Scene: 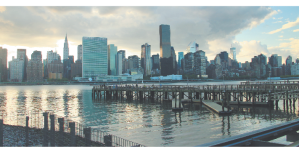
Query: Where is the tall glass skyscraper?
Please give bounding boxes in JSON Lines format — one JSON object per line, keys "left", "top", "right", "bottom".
{"left": 230, "top": 47, "right": 236, "bottom": 61}
{"left": 108, "top": 44, "right": 117, "bottom": 75}
{"left": 178, "top": 52, "right": 184, "bottom": 69}
{"left": 159, "top": 24, "right": 173, "bottom": 76}
{"left": 159, "top": 25, "right": 171, "bottom": 58}
{"left": 82, "top": 37, "right": 108, "bottom": 78}
{"left": 77, "top": 45, "right": 82, "bottom": 61}
{"left": 141, "top": 43, "right": 151, "bottom": 76}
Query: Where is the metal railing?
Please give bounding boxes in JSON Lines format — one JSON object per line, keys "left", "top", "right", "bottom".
{"left": 0, "top": 110, "right": 145, "bottom": 146}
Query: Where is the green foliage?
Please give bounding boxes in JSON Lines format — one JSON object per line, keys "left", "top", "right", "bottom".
{"left": 182, "top": 74, "right": 198, "bottom": 79}
{"left": 281, "top": 75, "right": 299, "bottom": 78}
{"left": 47, "top": 78, "right": 69, "bottom": 82}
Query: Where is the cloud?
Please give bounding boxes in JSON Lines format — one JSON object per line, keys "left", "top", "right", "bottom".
{"left": 268, "top": 38, "right": 299, "bottom": 61}
{"left": 280, "top": 35, "right": 283, "bottom": 38}
{"left": 278, "top": 17, "right": 283, "bottom": 19}
{"left": 273, "top": 21, "right": 282, "bottom": 23}
{"left": 273, "top": 17, "right": 276, "bottom": 19}
{"left": 0, "top": 6, "right": 5, "bottom": 13}
{"left": 0, "top": 6, "right": 277, "bottom": 62}
{"left": 294, "top": 29, "right": 299, "bottom": 32}
{"left": 268, "top": 17, "right": 299, "bottom": 34}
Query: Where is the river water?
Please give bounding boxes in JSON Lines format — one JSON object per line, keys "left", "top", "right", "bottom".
{"left": 0, "top": 80, "right": 298, "bottom": 146}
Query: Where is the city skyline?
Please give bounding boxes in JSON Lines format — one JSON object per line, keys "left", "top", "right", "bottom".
{"left": 0, "top": 6, "right": 299, "bottom": 64}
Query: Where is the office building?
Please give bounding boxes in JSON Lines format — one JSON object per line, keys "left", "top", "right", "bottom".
{"left": 9, "top": 56, "right": 24, "bottom": 82}
{"left": 17, "top": 49, "right": 28, "bottom": 81}
{"left": 77, "top": 45, "right": 82, "bottom": 61}
{"left": 82, "top": 37, "right": 108, "bottom": 78}
{"left": 141, "top": 43, "right": 151, "bottom": 76}
{"left": 0, "top": 47, "right": 7, "bottom": 81}
{"left": 108, "top": 44, "right": 117, "bottom": 75}
{"left": 159, "top": 24, "right": 173, "bottom": 76}
{"left": 152, "top": 54, "right": 160, "bottom": 70}
{"left": 171, "top": 46, "right": 177, "bottom": 73}
{"left": 48, "top": 60, "right": 63, "bottom": 79}
{"left": 63, "top": 56, "right": 74, "bottom": 79}
{"left": 187, "top": 41, "right": 197, "bottom": 53}
{"left": 178, "top": 52, "right": 184, "bottom": 69}
{"left": 27, "top": 51, "right": 43, "bottom": 82}
{"left": 194, "top": 50, "right": 207, "bottom": 77}
{"left": 116, "top": 52, "right": 122, "bottom": 75}
{"left": 230, "top": 47, "right": 236, "bottom": 61}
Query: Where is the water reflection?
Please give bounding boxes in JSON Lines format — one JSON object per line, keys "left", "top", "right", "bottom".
{"left": 0, "top": 85, "right": 299, "bottom": 146}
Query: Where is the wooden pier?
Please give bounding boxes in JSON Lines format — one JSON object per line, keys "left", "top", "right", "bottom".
{"left": 92, "top": 81, "right": 299, "bottom": 114}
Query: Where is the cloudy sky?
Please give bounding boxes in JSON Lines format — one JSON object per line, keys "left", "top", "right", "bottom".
{"left": 1, "top": 6, "right": 299, "bottom": 64}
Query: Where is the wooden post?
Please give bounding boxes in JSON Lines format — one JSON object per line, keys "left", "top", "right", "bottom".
{"left": 26, "top": 116, "right": 29, "bottom": 146}
{"left": 69, "top": 122, "right": 76, "bottom": 146}
{"left": 43, "top": 112, "right": 49, "bottom": 146}
{"left": 58, "top": 118, "right": 64, "bottom": 146}
{"left": 50, "top": 114, "right": 55, "bottom": 146}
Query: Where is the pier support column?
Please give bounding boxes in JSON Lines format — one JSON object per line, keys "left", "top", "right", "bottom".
{"left": 139, "top": 91, "right": 143, "bottom": 102}
{"left": 286, "top": 91, "right": 289, "bottom": 111}
{"left": 58, "top": 118, "right": 64, "bottom": 146}
{"left": 69, "top": 122, "right": 76, "bottom": 146}
{"left": 43, "top": 112, "right": 49, "bottom": 146}
{"left": 83, "top": 127, "right": 91, "bottom": 146}
{"left": 204, "top": 92, "right": 207, "bottom": 100}
{"left": 26, "top": 116, "right": 29, "bottom": 146}
{"left": 50, "top": 114, "right": 55, "bottom": 146}
{"left": 179, "top": 92, "right": 183, "bottom": 108}
{"left": 164, "top": 92, "right": 168, "bottom": 100}
{"left": 196, "top": 92, "right": 199, "bottom": 100}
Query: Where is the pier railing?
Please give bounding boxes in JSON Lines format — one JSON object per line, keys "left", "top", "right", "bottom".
{"left": 93, "top": 83, "right": 299, "bottom": 92}
{"left": 0, "top": 110, "right": 145, "bottom": 146}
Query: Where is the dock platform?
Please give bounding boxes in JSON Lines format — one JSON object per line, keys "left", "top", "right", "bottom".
{"left": 202, "top": 100, "right": 231, "bottom": 114}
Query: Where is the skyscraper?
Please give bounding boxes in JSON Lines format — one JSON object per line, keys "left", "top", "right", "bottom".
{"left": 187, "top": 41, "right": 197, "bottom": 53}
{"left": 77, "top": 45, "right": 82, "bottom": 61}
{"left": 141, "top": 43, "right": 151, "bottom": 76}
{"left": 152, "top": 54, "right": 160, "bottom": 70}
{"left": 116, "top": 52, "right": 122, "bottom": 75}
{"left": 82, "top": 37, "right": 108, "bottom": 79}
{"left": 17, "top": 49, "right": 27, "bottom": 81}
{"left": 230, "top": 47, "right": 236, "bottom": 61}
{"left": 178, "top": 52, "right": 184, "bottom": 69}
{"left": 108, "top": 44, "right": 117, "bottom": 75}
{"left": 0, "top": 47, "right": 7, "bottom": 81}
{"left": 63, "top": 34, "right": 69, "bottom": 60}
{"left": 118, "top": 50, "right": 126, "bottom": 60}
{"left": 27, "top": 51, "right": 43, "bottom": 82}
{"left": 171, "top": 46, "right": 177, "bottom": 73}
{"left": 159, "top": 24, "right": 173, "bottom": 76}
{"left": 194, "top": 50, "right": 207, "bottom": 77}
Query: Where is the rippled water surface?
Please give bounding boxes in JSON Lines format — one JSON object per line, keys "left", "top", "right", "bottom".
{"left": 0, "top": 81, "right": 299, "bottom": 146}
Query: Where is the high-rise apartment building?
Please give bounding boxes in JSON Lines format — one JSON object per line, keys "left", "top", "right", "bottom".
{"left": 9, "top": 56, "right": 24, "bottom": 82}
{"left": 108, "top": 44, "right": 117, "bottom": 75}
{"left": 141, "top": 43, "right": 151, "bottom": 76}
{"left": 159, "top": 24, "right": 173, "bottom": 76}
{"left": 71, "top": 60, "right": 82, "bottom": 78}
{"left": 286, "top": 56, "right": 292, "bottom": 75}
{"left": 0, "top": 47, "right": 7, "bottom": 81}
{"left": 77, "top": 45, "right": 82, "bottom": 61}
{"left": 27, "top": 51, "right": 43, "bottom": 82}
{"left": 48, "top": 60, "right": 63, "bottom": 79}
{"left": 17, "top": 49, "right": 27, "bottom": 81}
{"left": 63, "top": 34, "right": 69, "bottom": 60}
{"left": 82, "top": 37, "right": 108, "bottom": 78}
{"left": 230, "top": 47, "right": 236, "bottom": 61}
{"left": 269, "top": 54, "right": 282, "bottom": 67}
